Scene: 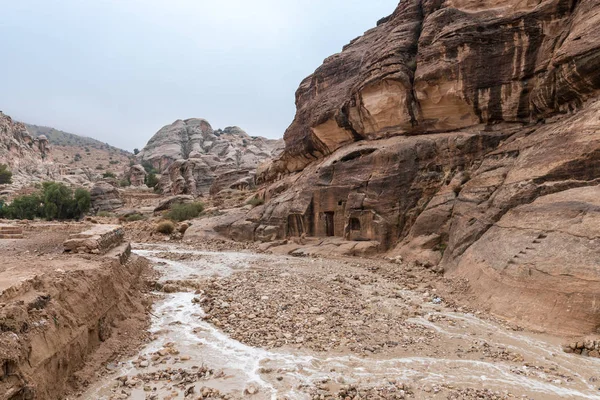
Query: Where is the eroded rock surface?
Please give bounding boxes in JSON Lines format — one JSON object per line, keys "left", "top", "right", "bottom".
{"left": 138, "top": 119, "right": 283, "bottom": 196}
{"left": 0, "top": 112, "right": 58, "bottom": 187}
{"left": 90, "top": 181, "right": 124, "bottom": 212}
{"left": 221, "top": 0, "right": 600, "bottom": 335}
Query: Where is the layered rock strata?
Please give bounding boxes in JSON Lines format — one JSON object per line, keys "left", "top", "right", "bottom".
{"left": 222, "top": 0, "right": 600, "bottom": 335}
{"left": 0, "top": 112, "right": 57, "bottom": 187}
{"left": 63, "top": 224, "right": 125, "bottom": 254}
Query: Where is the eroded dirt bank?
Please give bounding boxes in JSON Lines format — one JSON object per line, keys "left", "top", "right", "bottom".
{"left": 0, "top": 224, "right": 153, "bottom": 399}
{"left": 80, "top": 243, "right": 600, "bottom": 400}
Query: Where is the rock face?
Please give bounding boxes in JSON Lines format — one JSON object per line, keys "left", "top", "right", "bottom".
{"left": 138, "top": 119, "right": 283, "bottom": 196}
{"left": 228, "top": 0, "right": 600, "bottom": 335}
{"left": 0, "top": 113, "right": 117, "bottom": 191}
{"left": 0, "top": 112, "right": 58, "bottom": 187}
{"left": 63, "top": 224, "right": 124, "bottom": 254}
{"left": 126, "top": 164, "right": 147, "bottom": 187}
{"left": 90, "top": 181, "right": 123, "bottom": 212}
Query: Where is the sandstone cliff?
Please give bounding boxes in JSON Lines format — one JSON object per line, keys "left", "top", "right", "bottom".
{"left": 138, "top": 118, "right": 283, "bottom": 196}
{"left": 0, "top": 112, "right": 57, "bottom": 188}
{"left": 223, "top": 0, "right": 600, "bottom": 336}
{"left": 0, "top": 113, "right": 123, "bottom": 194}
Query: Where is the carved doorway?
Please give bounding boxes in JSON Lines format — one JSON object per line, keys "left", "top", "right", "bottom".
{"left": 324, "top": 212, "right": 335, "bottom": 237}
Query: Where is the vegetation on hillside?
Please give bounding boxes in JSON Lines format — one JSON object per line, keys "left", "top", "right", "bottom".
{"left": 0, "top": 182, "right": 90, "bottom": 220}
{"left": 145, "top": 172, "right": 159, "bottom": 189}
{"left": 0, "top": 164, "right": 12, "bottom": 184}
{"left": 24, "top": 123, "right": 130, "bottom": 155}
{"left": 166, "top": 202, "right": 204, "bottom": 222}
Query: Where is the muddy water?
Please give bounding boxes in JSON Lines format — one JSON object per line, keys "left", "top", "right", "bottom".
{"left": 80, "top": 244, "right": 600, "bottom": 400}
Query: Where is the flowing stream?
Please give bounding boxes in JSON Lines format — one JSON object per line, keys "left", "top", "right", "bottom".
{"left": 79, "top": 244, "right": 600, "bottom": 399}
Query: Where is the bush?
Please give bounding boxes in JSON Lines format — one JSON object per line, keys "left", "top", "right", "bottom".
{"left": 166, "top": 202, "right": 204, "bottom": 222}
{"left": 103, "top": 171, "right": 117, "bottom": 179}
{"left": 74, "top": 153, "right": 82, "bottom": 162}
{"left": 156, "top": 220, "right": 175, "bottom": 234}
{"left": 119, "top": 178, "right": 131, "bottom": 187}
{"left": 145, "top": 172, "right": 159, "bottom": 189}
{"left": 133, "top": 148, "right": 140, "bottom": 155}
{"left": 125, "top": 214, "right": 146, "bottom": 222}
{"left": 42, "top": 182, "right": 90, "bottom": 220}
{"left": 0, "top": 164, "right": 12, "bottom": 184}
{"left": 246, "top": 197, "right": 264, "bottom": 208}
{"left": 97, "top": 211, "right": 114, "bottom": 218}
{"left": 0, "top": 194, "right": 42, "bottom": 220}
{"left": 0, "top": 183, "right": 90, "bottom": 221}
{"left": 142, "top": 161, "right": 156, "bottom": 174}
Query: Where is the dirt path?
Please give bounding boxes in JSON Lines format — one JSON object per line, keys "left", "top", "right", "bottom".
{"left": 78, "top": 243, "right": 600, "bottom": 400}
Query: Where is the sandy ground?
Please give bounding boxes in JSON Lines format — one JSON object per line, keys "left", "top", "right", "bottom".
{"left": 0, "top": 222, "right": 154, "bottom": 399}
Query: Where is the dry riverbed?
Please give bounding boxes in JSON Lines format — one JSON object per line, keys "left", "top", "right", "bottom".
{"left": 77, "top": 243, "right": 600, "bottom": 400}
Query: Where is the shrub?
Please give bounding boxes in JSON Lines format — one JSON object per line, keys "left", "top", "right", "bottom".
{"left": 109, "top": 160, "right": 120, "bottom": 165}
{"left": 133, "top": 148, "right": 140, "bottom": 155}
{"left": 166, "top": 202, "right": 204, "bottom": 222}
{"left": 246, "top": 197, "right": 264, "bottom": 208}
{"left": 0, "top": 194, "right": 42, "bottom": 220}
{"left": 125, "top": 214, "right": 146, "bottom": 222}
{"left": 0, "top": 182, "right": 92, "bottom": 221}
{"left": 74, "top": 153, "right": 82, "bottom": 162}
{"left": 142, "top": 161, "right": 155, "bottom": 174}
{"left": 103, "top": 171, "right": 116, "bottom": 179}
{"left": 145, "top": 172, "right": 159, "bottom": 189}
{"left": 97, "top": 211, "right": 114, "bottom": 218}
{"left": 119, "top": 178, "right": 131, "bottom": 187}
{"left": 74, "top": 188, "right": 91, "bottom": 217}
{"left": 41, "top": 182, "right": 90, "bottom": 220}
{"left": 0, "top": 164, "right": 12, "bottom": 184}
{"left": 156, "top": 220, "right": 175, "bottom": 234}
{"left": 96, "top": 164, "right": 104, "bottom": 170}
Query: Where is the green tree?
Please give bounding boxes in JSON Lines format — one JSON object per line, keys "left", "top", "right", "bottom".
{"left": 141, "top": 160, "right": 156, "bottom": 174}
{"left": 133, "top": 148, "right": 140, "bottom": 155}
{"left": 103, "top": 171, "right": 116, "bottom": 179}
{"left": 145, "top": 172, "right": 159, "bottom": 189}
{"left": 0, "top": 164, "right": 12, "bottom": 184}
{"left": 73, "top": 188, "right": 91, "bottom": 218}
{"left": 1, "top": 183, "right": 90, "bottom": 221}
{"left": 42, "top": 182, "right": 73, "bottom": 220}
{"left": 3, "top": 194, "right": 42, "bottom": 220}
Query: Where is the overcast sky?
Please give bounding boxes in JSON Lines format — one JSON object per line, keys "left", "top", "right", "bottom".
{"left": 0, "top": 0, "right": 398, "bottom": 151}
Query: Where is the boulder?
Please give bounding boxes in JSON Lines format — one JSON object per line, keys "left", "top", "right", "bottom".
{"left": 63, "top": 224, "right": 124, "bottom": 254}
{"left": 90, "top": 182, "right": 123, "bottom": 212}
{"left": 154, "top": 195, "right": 194, "bottom": 212}
{"left": 127, "top": 164, "right": 147, "bottom": 187}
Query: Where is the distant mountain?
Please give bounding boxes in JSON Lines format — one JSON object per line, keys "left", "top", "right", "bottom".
{"left": 24, "top": 123, "right": 129, "bottom": 155}
{"left": 139, "top": 118, "right": 283, "bottom": 196}
{"left": 22, "top": 123, "right": 132, "bottom": 179}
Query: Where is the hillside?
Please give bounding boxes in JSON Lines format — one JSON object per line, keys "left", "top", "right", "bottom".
{"left": 24, "top": 123, "right": 132, "bottom": 178}
{"left": 25, "top": 123, "right": 129, "bottom": 154}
